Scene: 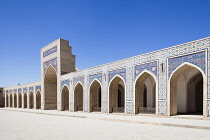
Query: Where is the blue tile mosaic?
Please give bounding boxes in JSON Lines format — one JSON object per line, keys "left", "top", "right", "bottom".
{"left": 158, "top": 101, "right": 167, "bottom": 115}
{"left": 168, "top": 51, "right": 206, "bottom": 78}
{"left": 43, "top": 46, "right": 57, "bottom": 57}
{"left": 35, "top": 85, "right": 41, "bottom": 91}
{"left": 108, "top": 68, "right": 126, "bottom": 82}
{"left": 207, "top": 100, "right": 210, "bottom": 117}
{"left": 89, "top": 73, "right": 102, "bottom": 85}
{"left": 43, "top": 57, "right": 57, "bottom": 73}
{"left": 13, "top": 89, "right": 17, "bottom": 93}
{"left": 18, "top": 88, "right": 22, "bottom": 93}
{"left": 134, "top": 61, "right": 158, "bottom": 79}
{"left": 126, "top": 102, "right": 133, "bottom": 114}
{"left": 73, "top": 77, "right": 84, "bottom": 87}
{"left": 61, "top": 80, "right": 70, "bottom": 90}
{"left": 29, "top": 87, "right": 34, "bottom": 92}
{"left": 23, "top": 88, "right": 28, "bottom": 93}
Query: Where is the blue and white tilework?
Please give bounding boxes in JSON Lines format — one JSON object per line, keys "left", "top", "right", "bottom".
{"left": 158, "top": 101, "right": 167, "bottom": 115}
{"left": 61, "top": 80, "right": 70, "bottom": 90}
{"left": 126, "top": 102, "right": 133, "bottom": 114}
{"left": 43, "top": 46, "right": 57, "bottom": 57}
{"left": 73, "top": 77, "right": 84, "bottom": 88}
{"left": 23, "top": 88, "right": 28, "bottom": 93}
{"left": 43, "top": 57, "right": 57, "bottom": 73}
{"left": 18, "top": 88, "right": 22, "bottom": 93}
{"left": 35, "top": 86, "right": 41, "bottom": 91}
{"left": 89, "top": 73, "right": 102, "bottom": 85}
{"left": 13, "top": 89, "right": 17, "bottom": 93}
{"left": 134, "top": 61, "right": 158, "bottom": 79}
{"left": 168, "top": 51, "right": 206, "bottom": 78}
{"left": 108, "top": 68, "right": 126, "bottom": 82}
{"left": 29, "top": 87, "right": 34, "bottom": 92}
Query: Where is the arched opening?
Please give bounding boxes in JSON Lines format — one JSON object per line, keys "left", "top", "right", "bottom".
{"left": 6, "top": 94, "right": 8, "bottom": 107}
{"left": 14, "top": 93, "right": 17, "bottom": 108}
{"left": 24, "top": 92, "right": 27, "bottom": 108}
{"left": 135, "top": 72, "right": 156, "bottom": 114}
{"left": 44, "top": 65, "right": 57, "bottom": 110}
{"left": 36, "top": 91, "right": 41, "bottom": 109}
{"left": 29, "top": 92, "right": 34, "bottom": 109}
{"left": 74, "top": 83, "right": 83, "bottom": 111}
{"left": 10, "top": 94, "right": 12, "bottom": 107}
{"left": 170, "top": 64, "right": 204, "bottom": 116}
{"left": 61, "top": 86, "right": 69, "bottom": 111}
{"left": 89, "top": 80, "right": 102, "bottom": 112}
{"left": 18, "top": 93, "right": 22, "bottom": 108}
{"left": 109, "top": 76, "right": 125, "bottom": 113}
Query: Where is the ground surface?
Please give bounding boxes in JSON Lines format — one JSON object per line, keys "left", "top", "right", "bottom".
{"left": 0, "top": 110, "right": 210, "bottom": 140}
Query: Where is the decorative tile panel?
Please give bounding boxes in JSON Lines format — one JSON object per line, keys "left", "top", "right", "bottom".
{"left": 73, "top": 77, "right": 84, "bottom": 88}
{"left": 43, "top": 46, "right": 57, "bottom": 57}
{"left": 89, "top": 73, "right": 102, "bottom": 85}
{"left": 29, "top": 87, "right": 34, "bottom": 92}
{"left": 43, "top": 57, "right": 57, "bottom": 73}
{"left": 13, "top": 89, "right": 17, "bottom": 93}
{"left": 18, "top": 88, "right": 22, "bottom": 93}
{"left": 207, "top": 100, "right": 210, "bottom": 117}
{"left": 126, "top": 59, "right": 134, "bottom": 101}
{"left": 61, "top": 80, "right": 70, "bottom": 90}
{"left": 23, "top": 88, "right": 28, "bottom": 93}
{"left": 35, "top": 86, "right": 41, "bottom": 91}
{"left": 126, "top": 102, "right": 133, "bottom": 114}
{"left": 134, "top": 61, "right": 158, "bottom": 79}
{"left": 168, "top": 51, "right": 206, "bottom": 78}
{"left": 158, "top": 101, "right": 167, "bottom": 115}
{"left": 108, "top": 68, "right": 126, "bottom": 82}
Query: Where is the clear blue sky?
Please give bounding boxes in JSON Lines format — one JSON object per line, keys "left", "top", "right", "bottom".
{"left": 0, "top": 0, "right": 210, "bottom": 87}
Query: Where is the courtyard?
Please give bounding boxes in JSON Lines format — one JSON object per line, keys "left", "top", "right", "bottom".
{"left": 0, "top": 109, "right": 210, "bottom": 140}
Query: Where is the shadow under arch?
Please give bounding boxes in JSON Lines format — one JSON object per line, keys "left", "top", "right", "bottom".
{"left": 61, "top": 85, "right": 70, "bottom": 111}
{"left": 36, "top": 90, "right": 41, "bottom": 109}
{"left": 74, "top": 82, "right": 83, "bottom": 111}
{"left": 108, "top": 75, "right": 126, "bottom": 113}
{"left": 29, "top": 91, "right": 34, "bottom": 109}
{"left": 134, "top": 70, "right": 157, "bottom": 114}
{"left": 169, "top": 62, "right": 205, "bottom": 116}
{"left": 44, "top": 65, "right": 57, "bottom": 110}
{"left": 89, "top": 79, "right": 102, "bottom": 112}
{"left": 23, "top": 92, "right": 27, "bottom": 108}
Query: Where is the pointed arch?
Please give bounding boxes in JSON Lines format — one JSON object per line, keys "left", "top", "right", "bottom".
{"left": 29, "top": 91, "right": 34, "bottom": 109}
{"left": 74, "top": 82, "right": 83, "bottom": 111}
{"left": 108, "top": 75, "right": 126, "bottom": 113}
{"left": 14, "top": 93, "right": 17, "bottom": 108}
{"left": 23, "top": 92, "right": 27, "bottom": 108}
{"left": 44, "top": 65, "right": 57, "bottom": 110}
{"left": 61, "top": 85, "right": 69, "bottom": 111}
{"left": 18, "top": 93, "right": 22, "bottom": 108}
{"left": 36, "top": 90, "right": 41, "bottom": 109}
{"left": 134, "top": 70, "right": 157, "bottom": 114}
{"left": 169, "top": 62, "right": 206, "bottom": 116}
{"left": 89, "top": 79, "right": 102, "bottom": 112}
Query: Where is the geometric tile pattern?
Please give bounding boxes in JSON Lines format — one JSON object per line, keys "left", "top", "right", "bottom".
{"left": 43, "top": 46, "right": 57, "bottom": 57}
{"left": 134, "top": 61, "right": 158, "bottom": 79}
{"left": 126, "top": 102, "right": 133, "bottom": 114}
{"left": 13, "top": 89, "right": 17, "bottom": 93}
{"left": 108, "top": 68, "right": 126, "bottom": 82}
{"left": 208, "top": 100, "right": 210, "bottom": 117}
{"left": 18, "top": 88, "right": 22, "bottom": 93}
{"left": 126, "top": 63, "right": 133, "bottom": 102}
{"left": 208, "top": 48, "right": 210, "bottom": 99}
{"left": 61, "top": 79, "right": 70, "bottom": 90}
{"left": 43, "top": 57, "right": 57, "bottom": 74}
{"left": 23, "top": 88, "right": 28, "bottom": 93}
{"left": 89, "top": 73, "right": 102, "bottom": 85}
{"left": 168, "top": 51, "right": 206, "bottom": 78}
{"left": 29, "top": 87, "right": 34, "bottom": 92}
{"left": 73, "top": 77, "right": 84, "bottom": 88}
{"left": 35, "top": 86, "right": 41, "bottom": 92}
{"left": 158, "top": 101, "right": 167, "bottom": 115}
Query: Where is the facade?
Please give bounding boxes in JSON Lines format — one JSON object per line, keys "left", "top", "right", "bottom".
{"left": 3, "top": 37, "right": 210, "bottom": 118}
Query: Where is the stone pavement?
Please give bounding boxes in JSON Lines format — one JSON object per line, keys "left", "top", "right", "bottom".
{"left": 1, "top": 108, "right": 210, "bottom": 140}
{"left": 1, "top": 108, "right": 210, "bottom": 130}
